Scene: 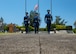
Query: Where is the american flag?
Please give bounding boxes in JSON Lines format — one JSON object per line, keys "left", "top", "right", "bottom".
{"left": 34, "top": 4, "right": 38, "bottom": 11}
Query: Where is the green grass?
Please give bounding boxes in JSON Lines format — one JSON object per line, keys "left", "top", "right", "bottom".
{"left": 0, "top": 32, "right": 20, "bottom": 36}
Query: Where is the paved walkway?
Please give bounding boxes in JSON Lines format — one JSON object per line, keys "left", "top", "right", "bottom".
{"left": 0, "top": 33, "right": 76, "bottom": 54}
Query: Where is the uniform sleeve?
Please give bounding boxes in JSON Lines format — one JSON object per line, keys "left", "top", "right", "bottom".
{"left": 24, "top": 17, "right": 25, "bottom": 20}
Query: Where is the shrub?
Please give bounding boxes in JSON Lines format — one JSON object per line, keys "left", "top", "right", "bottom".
{"left": 66, "top": 26, "right": 72, "bottom": 30}
{"left": 20, "top": 28, "right": 25, "bottom": 31}
{"left": 39, "top": 28, "right": 46, "bottom": 31}
{"left": 73, "top": 29, "right": 76, "bottom": 33}
{"left": 19, "top": 26, "right": 25, "bottom": 31}
{"left": 29, "top": 26, "right": 34, "bottom": 31}
{"left": 16, "top": 26, "right": 22, "bottom": 31}
{"left": 51, "top": 24, "right": 56, "bottom": 31}
{"left": 20, "top": 26, "right": 34, "bottom": 31}
{"left": 4, "top": 26, "right": 9, "bottom": 31}
{"left": 56, "top": 25, "right": 66, "bottom": 30}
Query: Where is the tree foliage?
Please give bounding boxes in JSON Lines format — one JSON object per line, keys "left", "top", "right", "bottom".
{"left": 0, "top": 17, "right": 4, "bottom": 22}
{"left": 30, "top": 10, "right": 37, "bottom": 27}
{"left": 54, "top": 16, "right": 67, "bottom": 25}
{"left": 74, "top": 20, "right": 76, "bottom": 28}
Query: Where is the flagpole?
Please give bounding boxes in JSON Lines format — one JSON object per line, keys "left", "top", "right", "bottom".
{"left": 25, "top": 0, "right": 27, "bottom": 14}
{"left": 38, "top": 0, "right": 39, "bottom": 13}
{"left": 51, "top": 0, "right": 52, "bottom": 14}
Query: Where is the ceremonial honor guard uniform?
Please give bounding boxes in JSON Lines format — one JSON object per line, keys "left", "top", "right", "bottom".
{"left": 44, "top": 10, "right": 53, "bottom": 34}
{"left": 33, "top": 13, "right": 40, "bottom": 34}
{"left": 24, "top": 12, "right": 29, "bottom": 34}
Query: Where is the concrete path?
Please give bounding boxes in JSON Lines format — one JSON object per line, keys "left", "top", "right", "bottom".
{"left": 0, "top": 33, "right": 76, "bottom": 54}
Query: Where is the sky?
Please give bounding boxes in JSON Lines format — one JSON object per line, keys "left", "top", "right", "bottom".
{"left": 0, "top": 0, "right": 76, "bottom": 28}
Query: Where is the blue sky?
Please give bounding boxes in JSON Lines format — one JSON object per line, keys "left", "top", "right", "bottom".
{"left": 0, "top": 0, "right": 76, "bottom": 28}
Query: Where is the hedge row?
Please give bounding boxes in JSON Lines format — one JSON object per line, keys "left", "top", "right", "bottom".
{"left": 20, "top": 25, "right": 73, "bottom": 31}
{"left": 56, "top": 25, "right": 66, "bottom": 30}
{"left": 4, "top": 24, "right": 73, "bottom": 31}
{"left": 51, "top": 24, "right": 72, "bottom": 30}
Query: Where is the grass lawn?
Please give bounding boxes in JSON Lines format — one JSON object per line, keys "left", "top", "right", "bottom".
{"left": 0, "top": 32, "right": 20, "bottom": 36}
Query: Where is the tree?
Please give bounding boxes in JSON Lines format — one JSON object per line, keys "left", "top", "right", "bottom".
{"left": 74, "top": 21, "right": 76, "bottom": 28}
{"left": 0, "top": 17, "right": 4, "bottom": 26}
{"left": 54, "top": 16, "right": 67, "bottom": 25}
{"left": 60, "top": 19, "right": 67, "bottom": 25}
{"left": 0, "top": 17, "right": 6, "bottom": 32}
{"left": 30, "top": 11, "right": 36, "bottom": 27}
{"left": 30, "top": 10, "right": 38, "bottom": 27}
{"left": 0, "top": 17, "right": 4, "bottom": 22}
{"left": 55, "top": 16, "right": 61, "bottom": 25}
{"left": 4, "top": 23, "right": 8, "bottom": 31}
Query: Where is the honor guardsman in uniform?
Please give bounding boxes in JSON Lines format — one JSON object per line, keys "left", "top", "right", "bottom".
{"left": 33, "top": 13, "right": 40, "bottom": 34}
{"left": 44, "top": 10, "right": 53, "bottom": 34}
{"left": 24, "top": 12, "right": 30, "bottom": 34}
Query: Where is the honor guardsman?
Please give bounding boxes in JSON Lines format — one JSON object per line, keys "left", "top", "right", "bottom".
{"left": 33, "top": 13, "right": 40, "bottom": 34}
{"left": 24, "top": 12, "right": 30, "bottom": 34}
{"left": 44, "top": 10, "right": 53, "bottom": 34}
